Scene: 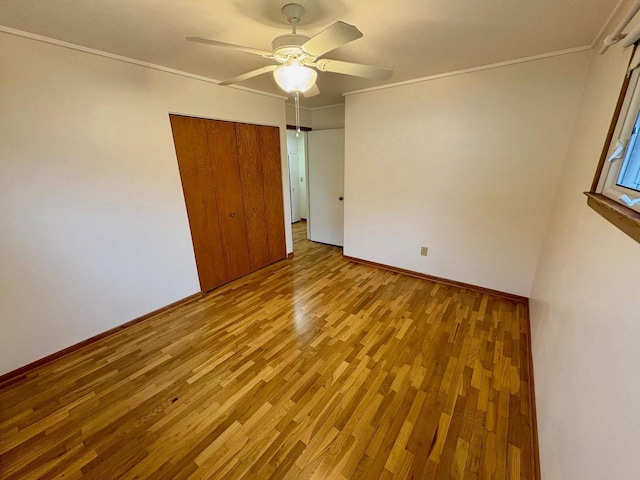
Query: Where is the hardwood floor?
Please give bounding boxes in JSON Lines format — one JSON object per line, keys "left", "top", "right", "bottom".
{"left": 0, "top": 221, "right": 536, "bottom": 479}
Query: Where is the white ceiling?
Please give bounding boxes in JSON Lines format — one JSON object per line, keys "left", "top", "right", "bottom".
{"left": 0, "top": 0, "right": 617, "bottom": 108}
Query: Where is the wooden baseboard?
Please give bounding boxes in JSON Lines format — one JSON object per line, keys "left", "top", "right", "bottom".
{"left": 343, "top": 255, "right": 528, "bottom": 303}
{"left": 287, "top": 252, "right": 294, "bottom": 258}
{"left": 524, "top": 302, "right": 541, "bottom": 480}
{"left": 0, "top": 292, "right": 203, "bottom": 388}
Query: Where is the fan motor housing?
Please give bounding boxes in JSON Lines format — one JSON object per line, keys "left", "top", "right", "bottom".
{"left": 271, "top": 34, "right": 310, "bottom": 58}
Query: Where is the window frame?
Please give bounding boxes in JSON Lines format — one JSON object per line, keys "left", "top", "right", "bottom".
{"left": 588, "top": 45, "right": 640, "bottom": 244}
{"left": 598, "top": 66, "right": 640, "bottom": 212}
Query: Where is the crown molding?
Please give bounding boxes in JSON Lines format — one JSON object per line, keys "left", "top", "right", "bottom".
{"left": 285, "top": 103, "right": 313, "bottom": 111}
{"left": 0, "top": 26, "right": 287, "bottom": 101}
{"left": 343, "top": 45, "right": 593, "bottom": 97}
{"left": 1, "top": 25, "right": 598, "bottom": 105}
{"left": 310, "top": 103, "right": 345, "bottom": 111}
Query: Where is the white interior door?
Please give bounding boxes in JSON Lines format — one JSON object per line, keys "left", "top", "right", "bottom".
{"left": 308, "top": 129, "right": 345, "bottom": 246}
{"left": 288, "top": 153, "right": 301, "bottom": 222}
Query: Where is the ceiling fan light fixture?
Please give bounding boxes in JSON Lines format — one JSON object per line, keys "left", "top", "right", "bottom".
{"left": 273, "top": 64, "right": 317, "bottom": 93}
{"left": 188, "top": 3, "right": 393, "bottom": 96}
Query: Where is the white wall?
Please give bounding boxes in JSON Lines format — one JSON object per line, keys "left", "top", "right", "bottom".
{"left": 285, "top": 103, "right": 345, "bottom": 130}
{"left": 311, "top": 104, "right": 345, "bottom": 130}
{"left": 0, "top": 32, "right": 291, "bottom": 375}
{"left": 529, "top": 38, "right": 640, "bottom": 480}
{"left": 344, "top": 51, "right": 591, "bottom": 297}
{"left": 285, "top": 104, "right": 312, "bottom": 129}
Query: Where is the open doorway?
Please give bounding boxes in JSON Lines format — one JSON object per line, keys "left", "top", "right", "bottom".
{"left": 286, "top": 129, "right": 309, "bottom": 229}
{"left": 287, "top": 127, "right": 345, "bottom": 251}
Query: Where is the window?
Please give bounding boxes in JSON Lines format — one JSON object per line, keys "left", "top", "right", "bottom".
{"left": 598, "top": 53, "right": 640, "bottom": 213}
{"left": 617, "top": 117, "right": 640, "bottom": 192}
{"left": 588, "top": 46, "right": 640, "bottom": 244}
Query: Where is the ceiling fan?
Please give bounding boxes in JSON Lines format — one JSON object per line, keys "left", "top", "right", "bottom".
{"left": 186, "top": 3, "right": 393, "bottom": 98}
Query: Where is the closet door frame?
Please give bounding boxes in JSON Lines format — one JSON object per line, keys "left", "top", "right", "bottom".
{"left": 169, "top": 113, "right": 288, "bottom": 290}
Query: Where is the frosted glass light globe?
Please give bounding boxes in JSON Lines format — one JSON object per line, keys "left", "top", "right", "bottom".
{"left": 273, "top": 64, "right": 317, "bottom": 93}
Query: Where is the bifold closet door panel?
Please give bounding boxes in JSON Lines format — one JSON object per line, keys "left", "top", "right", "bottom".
{"left": 169, "top": 115, "right": 227, "bottom": 292}
{"left": 235, "top": 123, "right": 271, "bottom": 272}
{"left": 258, "top": 126, "right": 287, "bottom": 263}
{"left": 204, "top": 119, "right": 251, "bottom": 281}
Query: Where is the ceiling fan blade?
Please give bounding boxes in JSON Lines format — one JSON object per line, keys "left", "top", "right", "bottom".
{"left": 302, "top": 21, "right": 363, "bottom": 57}
{"left": 316, "top": 59, "right": 392, "bottom": 80}
{"left": 218, "top": 65, "right": 277, "bottom": 86}
{"left": 186, "top": 37, "right": 273, "bottom": 57}
{"left": 303, "top": 84, "right": 320, "bottom": 98}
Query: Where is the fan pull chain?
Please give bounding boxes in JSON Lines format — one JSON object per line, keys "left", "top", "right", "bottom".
{"left": 295, "top": 92, "right": 301, "bottom": 137}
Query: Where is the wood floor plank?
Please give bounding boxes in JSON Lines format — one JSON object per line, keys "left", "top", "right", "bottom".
{"left": 0, "top": 221, "right": 536, "bottom": 479}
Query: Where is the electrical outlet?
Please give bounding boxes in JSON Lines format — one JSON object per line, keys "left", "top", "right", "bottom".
{"left": 420, "top": 246, "right": 428, "bottom": 257}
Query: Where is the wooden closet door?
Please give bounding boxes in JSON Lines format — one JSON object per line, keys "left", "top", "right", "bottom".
{"left": 257, "top": 125, "right": 287, "bottom": 263}
{"left": 235, "top": 123, "right": 271, "bottom": 271}
{"left": 169, "top": 115, "right": 227, "bottom": 291}
{"left": 204, "top": 119, "right": 251, "bottom": 281}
